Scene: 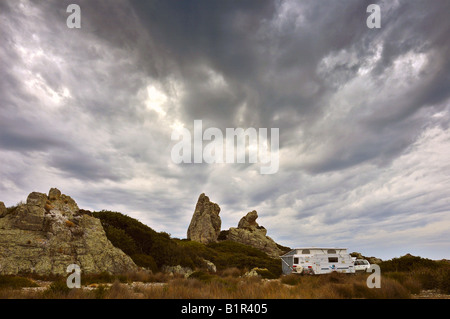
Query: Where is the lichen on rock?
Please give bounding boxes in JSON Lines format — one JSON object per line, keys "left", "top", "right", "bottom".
{"left": 223, "top": 210, "right": 284, "bottom": 257}
{"left": 0, "top": 188, "right": 137, "bottom": 275}
{"left": 186, "top": 194, "right": 286, "bottom": 257}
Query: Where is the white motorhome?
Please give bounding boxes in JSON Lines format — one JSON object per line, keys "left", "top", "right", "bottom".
{"left": 280, "top": 247, "right": 355, "bottom": 275}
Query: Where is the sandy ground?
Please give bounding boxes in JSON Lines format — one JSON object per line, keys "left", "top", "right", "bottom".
{"left": 413, "top": 289, "right": 450, "bottom": 299}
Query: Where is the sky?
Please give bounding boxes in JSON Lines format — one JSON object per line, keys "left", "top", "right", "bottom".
{"left": 1, "top": 0, "right": 449, "bottom": 260}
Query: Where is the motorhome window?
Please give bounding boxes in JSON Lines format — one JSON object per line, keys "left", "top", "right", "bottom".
{"left": 327, "top": 249, "right": 336, "bottom": 254}
{"left": 302, "top": 249, "right": 310, "bottom": 254}
{"left": 293, "top": 257, "right": 299, "bottom": 264}
{"left": 328, "top": 257, "right": 338, "bottom": 263}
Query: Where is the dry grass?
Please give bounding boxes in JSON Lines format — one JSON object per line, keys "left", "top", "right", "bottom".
{"left": 122, "top": 270, "right": 172, "bottom": 283}
{"left": 218, "top": 267, "right": 243, "bottom": 278}
{"left": 2, "top": 270, "right": 448, "bottom": 299}
{"left": 104, "top": 280, "right": 137, "bottom": 299}
{"left": 131, "top": 273, "right": 411, "bottom": 299}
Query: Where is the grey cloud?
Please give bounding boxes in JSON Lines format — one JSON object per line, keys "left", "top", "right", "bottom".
{"left": 0, "top": 126, "right": 65, "bottom": 152}
{"left": 128, "top": 0, "right": 449, "bottom": 176}
{"left": 48, "top": 152, "right": 123, "bottom": 182}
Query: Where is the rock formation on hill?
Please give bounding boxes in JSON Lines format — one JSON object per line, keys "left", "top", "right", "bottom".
{"left": 187, "top": 194, "right": 286, "bottom": 257}
{"left": 223, "top": 210, "right": 284, "bottom": 257}
{"left": 0, "top": 188, "right": 137, "bottom": 275}
{"left": 187, "top": 193, "right": 221, "bottom": 244}
{"left": 238, "top": 210, "right": 260, "bottom": 229}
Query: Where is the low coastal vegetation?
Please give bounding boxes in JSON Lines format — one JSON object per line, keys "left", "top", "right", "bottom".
{"left": 0, "top": 261, "right": 449, "bottom": 299}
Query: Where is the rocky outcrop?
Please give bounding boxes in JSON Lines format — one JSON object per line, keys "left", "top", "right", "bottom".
{"left": 238, "top": 210, "right": 262, "bottom": 230}
{"left": 0, "top": 188, "right": 137, "bottom": 275}
{"left": 187, "top": 193, "right": 221, "bottom": 244}
{"left": 244, "top": 267, "right": 270, "bottom": 278}
{"left": 186, "top": 194, "right": 288, "bottom": 257}
{"left": 162, "top": 265, "right": 193, "bottom": 278}
{"left": 201, "top": 258, "right": 217, "bottom": 273}
{"left": 48, "top": 187, "right": 61, "bottom": 201}
{"left": 223, "top": 211, "right": 284, "bottom": 257}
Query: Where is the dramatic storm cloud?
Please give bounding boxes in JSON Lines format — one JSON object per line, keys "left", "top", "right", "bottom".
{"left": 1, "top": 0, "right": 449, "bottom": 259}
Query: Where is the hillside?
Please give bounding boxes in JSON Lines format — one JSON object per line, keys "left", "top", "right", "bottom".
{"left": 91, "top": 192, "right": 293, "bottom": 277}
{"left": 93, "top": 210, "right": 282, "bottom": 278}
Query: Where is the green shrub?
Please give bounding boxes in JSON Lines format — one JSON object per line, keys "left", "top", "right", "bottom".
{"left": 415, "top": 270, "right": 440, "bottom": 290}
{"left": 439, "top": 269, "right": 450, "bottom": 294}
{"left": 93, "top": 210, "right": 193, "bottom": 270}
{"left": 0, "top": 275, "right": 38, "bottom": 289}
{"left": 176, "top": 240, "right": 217, "bottom": 264}
{"left": 208, "top": 241, "right": 268, "bottom": 258}
{"left": 188, "top": 271, "right": 215, "bottom": 282}
{"left": 44, "top": 280, "right": 71, "bottom": 297}
{"left": 217, "top": 230, "right": 229, "bottom": 241}
{"left": 131, "top": 254, "right": 158, "bottom": 272}
{"left": 104, "top": 225, "right": 138, "bottom": 256}
{"left": 380, "top": 254, "right": 438, "bottom": 272}
{"left": 380, "top": 255, "right": 450, "bottom": 294}
{"left": 255, "top": 268, "right": 277, "bottom": 279}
